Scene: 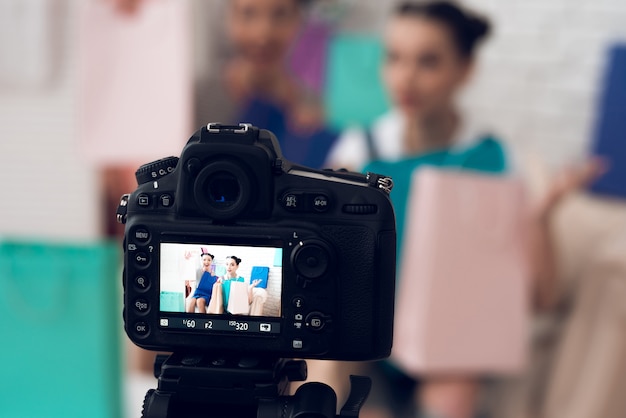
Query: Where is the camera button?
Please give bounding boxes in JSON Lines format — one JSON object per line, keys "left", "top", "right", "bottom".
{"left": 135, "top": 252, "right": 149, "bottom": 266}
{"left": 134, "top": 298, "right": 150, "bottom": 314}
{"left": 160, "top": 194, "right": 174, "bottom": 207}
{"left": 292, "top": 297, "right": 305, "bottom": 309}
{"left": 312, "top": 195, "right": 329, "bottom": 212}
{"left": 306, "top": 312, "right": 328, "bottom": 331}
{"left": 134, "top": 228, "right": 150, "bottom": 242}
{"left": 134, "top": 322, "right": 149, "bottom": 337}
{"left": 282, "top": 193, "right": 300, "bottom": 210}
{"left": 292, "top": 339, "right": 304, "bottom": 349}
{"left": 134, "top": 276, "right": 149, "bottom": 291}
{"left": 137, "top": 193, "right": 151, "bottom": 207}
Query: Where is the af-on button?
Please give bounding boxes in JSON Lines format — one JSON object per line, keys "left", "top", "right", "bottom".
{"left": 312, "top": 195, "right": 329, "bottom": 212}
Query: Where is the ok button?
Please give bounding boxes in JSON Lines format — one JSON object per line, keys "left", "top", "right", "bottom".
{"left": 135, "top": 252, "right": 149, "bottom": 266}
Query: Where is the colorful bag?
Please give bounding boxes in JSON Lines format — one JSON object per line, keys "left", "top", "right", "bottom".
{"left": 0, "top": 240, "right": 121, "bottom": 418}
{"left": 392, "top": 168, "right": 531, "bottom": 375}
{"left": 324, "top": 34, "right": 390, "bottom": 130}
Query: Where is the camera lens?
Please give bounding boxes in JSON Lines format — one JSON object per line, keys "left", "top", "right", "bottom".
{"left": 206, "top": 171, "right": 240, "bottom": 208}
{"left": 193, "top": 160, "right": 252, "bottom": 220}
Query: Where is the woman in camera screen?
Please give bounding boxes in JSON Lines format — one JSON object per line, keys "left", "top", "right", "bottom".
{"left": 186, "top": 251, "right": 218, "bottom": 313}
{"left": 207, "top": 256, "right": 266, "bottom": 315}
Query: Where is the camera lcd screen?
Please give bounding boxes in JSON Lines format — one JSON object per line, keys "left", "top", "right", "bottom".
{"left": 158, "top": 242, "right": 283, "bottom": 335}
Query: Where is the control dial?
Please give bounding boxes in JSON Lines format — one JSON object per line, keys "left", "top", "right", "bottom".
{"left": 135, "top": 156, "right": 179, "bottom": 185}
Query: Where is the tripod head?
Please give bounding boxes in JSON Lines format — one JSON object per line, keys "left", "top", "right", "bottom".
{"left": 141, "top": 352, "right": 371, "bottom": 418}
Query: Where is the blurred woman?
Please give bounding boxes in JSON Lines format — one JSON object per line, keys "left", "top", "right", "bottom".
{"left": 325, "top": 2, "right": 603, "bottom": 417}
{"left": 196, "top": 0, "right": 338, "bottom": 168}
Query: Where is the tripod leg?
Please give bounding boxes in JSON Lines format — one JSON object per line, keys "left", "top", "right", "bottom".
{"left": 339, "top": 376, "right": 372, "bottom": 417}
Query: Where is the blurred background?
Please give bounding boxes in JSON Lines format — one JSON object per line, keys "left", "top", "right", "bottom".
{"left": 0, "top": 0, "right": 624, "bottom": 417}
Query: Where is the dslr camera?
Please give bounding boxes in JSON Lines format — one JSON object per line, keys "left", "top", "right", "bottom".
{"left": 120, "top": 123, "right": 396, "bottom": 361}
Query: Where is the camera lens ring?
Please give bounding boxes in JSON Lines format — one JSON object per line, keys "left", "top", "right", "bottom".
{"left": 193, "top": 160, "right": 252, "bottom": 220}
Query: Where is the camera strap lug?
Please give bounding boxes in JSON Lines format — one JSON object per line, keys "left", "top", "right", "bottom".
{"left": 116, "top": 193, "right": 130, "bottom": 224}
{"left": 366, "top": 173, "right": 394, "bottom": 194}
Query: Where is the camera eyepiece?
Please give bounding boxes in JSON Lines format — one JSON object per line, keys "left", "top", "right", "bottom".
{"left": 193, "top": 160, "right": 252, "bottom": 220}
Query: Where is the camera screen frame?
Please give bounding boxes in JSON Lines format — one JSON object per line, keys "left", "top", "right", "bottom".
{"left": 157, "top": 236, "right": 285, "bottom": 337}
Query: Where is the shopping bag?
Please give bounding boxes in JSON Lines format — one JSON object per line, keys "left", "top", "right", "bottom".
{"left": 392, "top": 168, "right": 531, "bottom": 375}
{"left": 589, "top": 44, "right": 626, "bottom": 199}
{"left": 78, "top": 0, "right": 191, "bottom": 166}
{"left": 227, "top": 281, "right": 250, "bottom": 315}
{"left": 324, "top": 34, "right": 390, "bottom": 130}
{"left": 0, "top": 240, "right": 121, "bottom": 418}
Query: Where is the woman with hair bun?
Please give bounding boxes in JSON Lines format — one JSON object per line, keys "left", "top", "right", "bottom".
{"left": 326, "top": 4, "right": 503, "bottom": 416}
{"left": 323, "top": 2, "right": 603, "bottom": 417}
{"left": 186, "top": 250, "right": 217, "bottom": 313}
{"left": 207, "top": 256, "right": 265, "bottom": 314}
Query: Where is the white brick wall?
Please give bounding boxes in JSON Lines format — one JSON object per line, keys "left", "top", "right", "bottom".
{"left": 0, "top": 0, "right": 100, "bottom": 241}
{"left": 459, "top": 0, "right": 626, "bottom": 165}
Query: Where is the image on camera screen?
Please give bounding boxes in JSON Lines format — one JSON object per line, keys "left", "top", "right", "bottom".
{"left": 159, "top": 242, "right": 283, "bottom": 318}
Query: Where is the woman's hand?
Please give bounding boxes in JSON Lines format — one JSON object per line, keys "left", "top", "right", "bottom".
{"left": 250, "top": 279, "right": 262, "bottom": 288}
{"left": 530, "top": 157, "right": 606, "bottom": 311}
{"left": 536, "top": 158, "right": 607, "bottom": 221}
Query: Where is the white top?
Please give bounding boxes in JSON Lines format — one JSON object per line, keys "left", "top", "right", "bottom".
{"left": 325, "top": 110, "right": 501, "bottom": 170}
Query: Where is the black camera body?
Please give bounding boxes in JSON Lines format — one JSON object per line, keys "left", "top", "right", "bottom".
{"left": 121, "top": 124, "right": 396, "bottom": 361}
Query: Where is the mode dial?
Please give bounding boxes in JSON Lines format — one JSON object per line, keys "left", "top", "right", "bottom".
{"left": 135, "top": 157, "right": 179, "bottom": 185}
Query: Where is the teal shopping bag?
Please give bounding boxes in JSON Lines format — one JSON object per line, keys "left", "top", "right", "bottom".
{"left": 324, "top": 34, "right": 390, "bottom": 130}
{"left": 0, "top": 240, "right": 121, "bottom": 418}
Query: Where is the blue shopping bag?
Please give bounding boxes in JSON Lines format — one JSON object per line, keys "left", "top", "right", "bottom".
{"left": 590, "top": 44, "right": 626, "bottom": 199}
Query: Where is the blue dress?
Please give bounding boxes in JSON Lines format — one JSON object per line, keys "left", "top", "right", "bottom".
{"left": 192, "top": 271, "right": 218, "bottom": 303}
{"left": 238, "top": 97, "right": 338, "bottom": 169}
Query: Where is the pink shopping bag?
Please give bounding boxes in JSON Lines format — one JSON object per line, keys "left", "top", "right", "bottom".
{"left": 78, "top": 0, "right": 191, "bottom": 166}
{"left": 392, "top": 168, "right": 531, "bottom": 375}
